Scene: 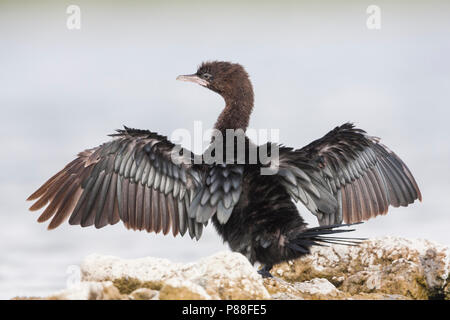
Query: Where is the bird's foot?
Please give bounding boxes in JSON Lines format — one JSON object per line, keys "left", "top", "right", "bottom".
{"left": 258, "top": 270, "right": 273, "bottom": 278}
{"left": 257, "top": 264, "right": 274, "bottom": 278}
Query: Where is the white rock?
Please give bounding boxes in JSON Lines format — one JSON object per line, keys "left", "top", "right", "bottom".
{"left": 129, "top": 288, "right": 158, "bottom": 300}
{"left": 48, "top": 281, "right": 121, "bottom": 300}
{"left": 294, "top": 278, "right": 339, "bottom": 296}
{"left": 81, "top": 251, "right": 270, "bottom": 300}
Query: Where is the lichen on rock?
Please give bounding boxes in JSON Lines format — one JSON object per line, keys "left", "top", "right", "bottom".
{"left": 271, "top": 237, "right": 449, "bottom": 300}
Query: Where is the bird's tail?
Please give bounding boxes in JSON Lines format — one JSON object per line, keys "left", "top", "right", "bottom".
{"left": 287, "top": 222, "right": 365, "bottom": 254}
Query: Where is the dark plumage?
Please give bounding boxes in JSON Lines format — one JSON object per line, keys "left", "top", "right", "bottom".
{"left": 28, "top": 61, "right": 421, "bottom": 277}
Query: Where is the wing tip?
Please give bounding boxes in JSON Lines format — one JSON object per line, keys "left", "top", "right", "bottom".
{"left": 29, "top": 200, "right": 47, "bottom": 212}
{"left": 47, "top": 223, "right": 58, "bottom": 230}
{"left": 27, "top": 193, "right": 39, "bottom": 201}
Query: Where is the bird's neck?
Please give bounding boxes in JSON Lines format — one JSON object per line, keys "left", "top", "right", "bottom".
{"left": 214, "top": 87, "right": 254, "bottom": 133}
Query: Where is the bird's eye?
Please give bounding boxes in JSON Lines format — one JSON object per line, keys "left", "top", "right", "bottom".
{"left": 201, "top": 73, "right": 212, "bottom": 80}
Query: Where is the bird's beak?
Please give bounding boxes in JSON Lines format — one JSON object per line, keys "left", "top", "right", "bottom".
{"left": 176, "top": 74, "right": 209, "bottom": 87}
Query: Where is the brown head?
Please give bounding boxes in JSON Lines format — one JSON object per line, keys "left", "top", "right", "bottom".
{"left": 177, "top": 61, "right": 254, "bottom": 131}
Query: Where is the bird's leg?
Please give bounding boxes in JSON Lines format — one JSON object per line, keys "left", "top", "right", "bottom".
{"left": 257, "top": 264, "right": 274, "bottom": 278}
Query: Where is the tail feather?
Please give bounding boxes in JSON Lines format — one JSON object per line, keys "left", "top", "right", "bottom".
{"left": 288, "top": 222, "right": 365, "bottom": 253}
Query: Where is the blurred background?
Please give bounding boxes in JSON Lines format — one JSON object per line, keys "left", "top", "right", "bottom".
{"left": 1, "top": 0, "right": 449, "bottom": 299}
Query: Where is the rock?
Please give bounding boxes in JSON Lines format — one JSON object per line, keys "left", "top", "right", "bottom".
{"left": 445, "top": 282, "right": 450, "bottom": 300}
{"left": 265, "top": 277, "right": 344, "bottom": 300}
{"left": 294, "top": 278, "right": 340, "bottom": 296}
{"left": 129, "top": 288, "right": 159, "bottom": 300}
{"left": 81, "top": 251, "right": 270, "bottom": 300}
{"left": 158, "top": 279, "right": 210, "bottom": 300}
{"left": 271, "top": 237, "right": 449, "bottom": 300}
{"left": 14, "top": 237, "right": 448, "bottom": 300}
{"left": 48, "top": 281, "right": 127, "bottom": 300}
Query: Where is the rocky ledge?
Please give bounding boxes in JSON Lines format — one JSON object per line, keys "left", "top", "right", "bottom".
{"left": 14, "top": 237, "right": 449, "bottom": 300}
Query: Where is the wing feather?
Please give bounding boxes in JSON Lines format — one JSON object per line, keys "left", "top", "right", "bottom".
{"left": 277, "top": 123, "right": 421, "bottom": 225}
{"left": 28, "top": 127, "right": 204, "bottom": 239}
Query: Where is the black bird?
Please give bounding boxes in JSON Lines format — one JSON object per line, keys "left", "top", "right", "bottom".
{"left": 28, "top": 61, "right": 422, "bottom": 277}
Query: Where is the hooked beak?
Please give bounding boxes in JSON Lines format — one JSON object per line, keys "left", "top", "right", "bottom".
{"left": 176, "top": 74, "right": 209, "bottom": 87}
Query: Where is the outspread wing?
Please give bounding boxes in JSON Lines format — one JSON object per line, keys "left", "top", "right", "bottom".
{"left": 276, "top": 123, "right": 422, "bottom": 225}
{"left": 27, "top": 126, "right": 205, "bottom": 240}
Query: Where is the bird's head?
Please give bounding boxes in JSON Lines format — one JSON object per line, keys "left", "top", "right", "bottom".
{"left": 177, "top": 61, "right": 253, "bottom": 101}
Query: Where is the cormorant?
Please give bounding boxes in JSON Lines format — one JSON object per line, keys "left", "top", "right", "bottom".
{"left": 27, "top": 61, "right": 422, "bottom": 277}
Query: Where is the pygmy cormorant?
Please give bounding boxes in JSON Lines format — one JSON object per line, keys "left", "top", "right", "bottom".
{"left": 28, "top": 61, "right": 422, "bottom": 277}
